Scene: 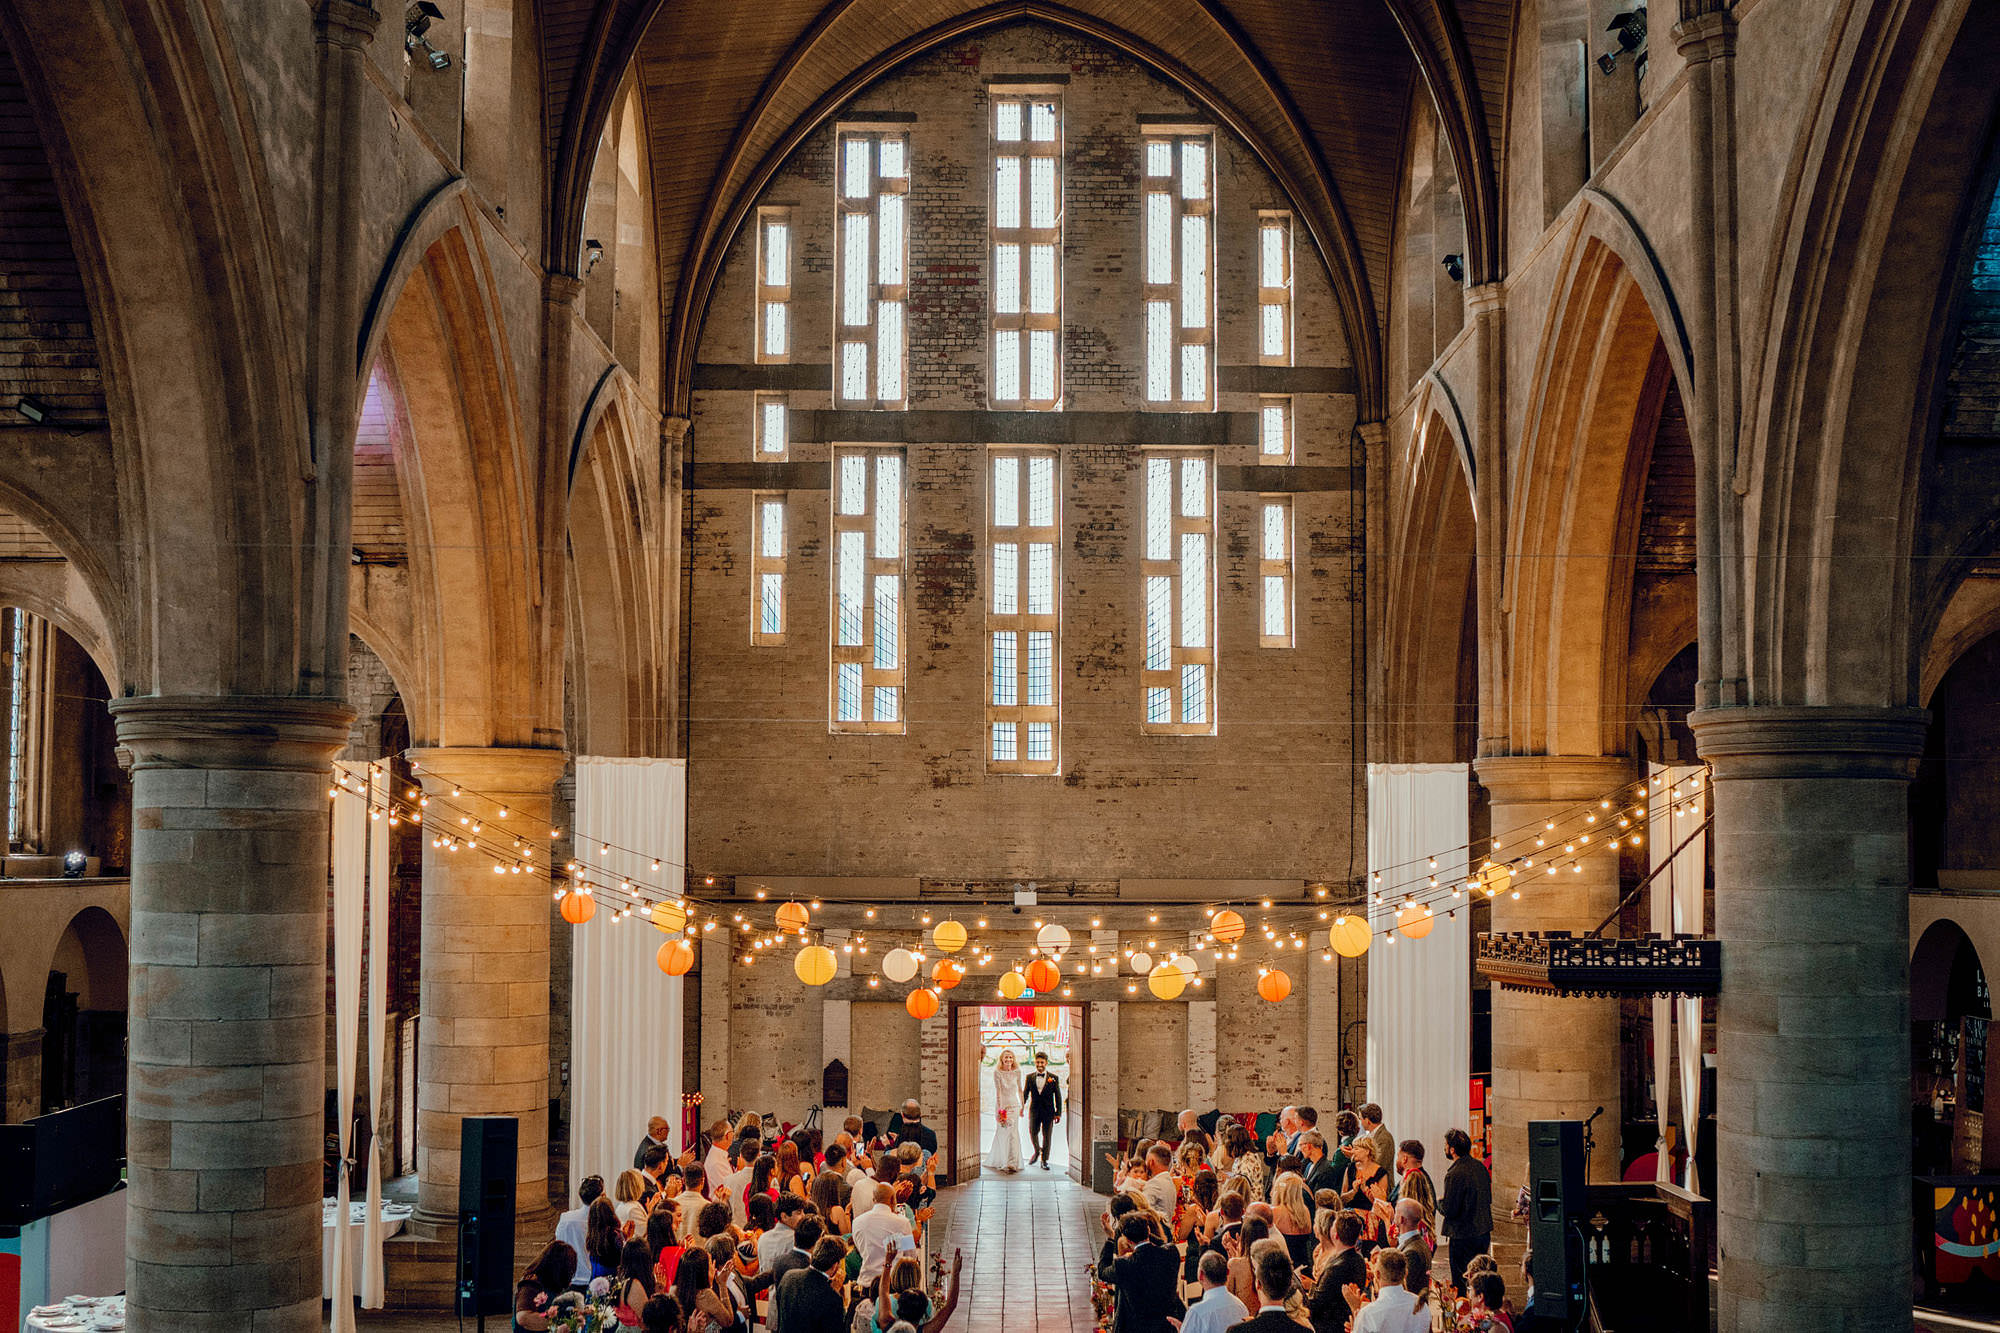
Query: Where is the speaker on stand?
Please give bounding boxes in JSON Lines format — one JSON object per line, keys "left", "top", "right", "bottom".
{"left": 457, "top": 1116, "right": 519, "bottom": 1327}
{"left": 1527, "top": 1118, "right": 1587, "bottom": 1326}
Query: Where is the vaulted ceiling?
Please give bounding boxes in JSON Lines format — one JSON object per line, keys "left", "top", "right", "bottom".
{"left": 554, "top": 0, "right": 1513, "bottom": 420}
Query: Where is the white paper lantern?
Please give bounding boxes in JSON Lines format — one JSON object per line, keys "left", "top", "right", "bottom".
{"left": 1036, "top": 922, "right": 1071, "bottom": 956}
{"left": 1127, "top": 950, "right": 1153, "bottom": 973}
{"left": 881, "top": 947, "right": 919, "bottom": 983}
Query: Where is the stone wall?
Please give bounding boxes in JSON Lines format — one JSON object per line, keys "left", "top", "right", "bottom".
{"left": 1117, "top": 1002, "right": 1188, "bottom": 1111}
{"left": 850, "top": 1001, "right": 922, "bottom": 1110}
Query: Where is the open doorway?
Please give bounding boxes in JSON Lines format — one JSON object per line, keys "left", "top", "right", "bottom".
{"left": 947, "top": 1002, "right": 1085, "bottom": 1185}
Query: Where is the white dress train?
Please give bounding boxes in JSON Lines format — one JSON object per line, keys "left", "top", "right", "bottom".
{"left": 986, "top": 1066, "right": 1024, "bottom": 1171}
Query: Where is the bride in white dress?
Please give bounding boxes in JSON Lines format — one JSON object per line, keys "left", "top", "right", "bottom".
{"left": 986, "top": 1047, "right": 1025, "bottom": 1172}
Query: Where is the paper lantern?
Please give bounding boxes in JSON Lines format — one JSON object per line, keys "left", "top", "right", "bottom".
{"left": 657, "top": 938, "right": 696, "bottom": 976}
{"left": 1210, "top": 909, "right": 1246, "bottom": 944}
{"left": 650, "top": 899, "right": 690, "bottom": 934}
{"left": 931, "top": 959, "right": 964, "bottom": 990}
{"left": 1396, "top": 904, "right": 1435, "bottom": 940}
{"left": 1166, "top": 952, "right": 1198, "bottom": 977}
{"left": 1127, "top": 950, "right": 1153, "bottom": 974}
{"left": 998, "top": 969, "right": 1028, "bottom": 999}
{"left": 1025, "top": 957, "right": 1061, "bottom": 993}
{"left": 1329, "top": 915, "right": 1371, "bottom": 958}
{"left": 1147, "top": 962, "right": 1187, "bottom": 1000}
{"left": 906, "top": 987, "right": 940, "bottom": 1020}
{"left": 881, "top": 947, "right": 919, "bottom": 983}
{"left": 776, "top": 901, "right": 810, "bottom": 934}
{"left": 1258, "top": 968, "right": 1292, "bottom": 1003}
{"left": 1036, "top": 923, "right": 1071, "bottom": 955}
{"left": 560, "top": 893, "right": 596, "bottom": 925}
{"left": 794, "top": 944, "right": 838, "bottom": 986}
{"left": 932, "top": 920, "right": 968, "bottom": 953}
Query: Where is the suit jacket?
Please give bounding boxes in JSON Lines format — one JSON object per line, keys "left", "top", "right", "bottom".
{"left": 763, "top": 1249, "right": 813, "bottom": 1333}
{"left": 1097, "top": 1241, "right": 1184, "bottom": 1333}
{"left": 773, "top": 1267, "right": 846, "bottom": 1333}
{"left": 1439, "top": 1155, "right": 1493, "bottom": 1240}
{"left": 1302, "top": 1156, "right": 1341, "bottom": 1198}
{"left": 1305, "top": 1251, "right": 1367, "bottom": 1333}
{"left": 1024, "top": 1071, "right": 1063, "bottom": 1122}
{"left": 633, "top": 1134, "right": 666, "bottom": 1169}
{"left": 1226, "top": 1309, "right": 1308, "bottom": 1333}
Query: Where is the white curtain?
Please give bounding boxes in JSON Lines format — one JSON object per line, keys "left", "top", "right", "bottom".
{"left": 1649, "top": 764, "right": 1706, "bottom": 1192}
{"left": 362, "top": 766, "right": 390, "bottom": 1306}
{"left": 329, "top": 763, "right": 368, "bottom": 1332}
{"left": 571, "top": 757, "right": 688, "bottom": 1198}
{"left": 1365, "top": 764, "right": 1472, "bottom": 1162}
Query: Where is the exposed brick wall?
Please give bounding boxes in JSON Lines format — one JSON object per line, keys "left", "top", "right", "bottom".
{"left": 1117, "top": 1002, "right": 1188, "bottom": 1112}
{"left": 849, "top": 1000, "right": 923, "bottom": 1108}
{"left": 727, "top": 956, "right": 824, "bottom": 1122}
{"left": 1213, "top": 948, "right": 1308, "bottom": 1110}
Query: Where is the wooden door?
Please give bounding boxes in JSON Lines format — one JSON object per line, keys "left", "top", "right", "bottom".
{"left": 950, "top": 1004, "right": 982, "bottom": 1185}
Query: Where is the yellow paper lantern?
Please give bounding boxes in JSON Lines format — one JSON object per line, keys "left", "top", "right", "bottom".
{"left": 1147, "top": 962, "right": 1187, "bottom": 999}
{"left": 998, "top": 969, "right": 1028, "bottom": 999}
{"left": 1396, "top": 904, "right": 1435, "bottom": 940}
{"left": 657, "top": 938, "right": 696, "bottom": 976}
{"left": 560, "top": 893, "right": 596, "bottom": 925}
{"left": 794, "top": 944, "right": 838, "bottom": 986}
{"left": 776, "top": 901, "right": 811, "bottom": 934}
{"left": 931, "top": 959, "right": 964, "bottom": 990}
{"left": 1210, "top": 909, "right": 1246, "bottom": 944}
{"left": 1329, "top": 915, "right": 1371, "bottom": 958}
{"left": 932, "top": 920, "right": 968, "bottom": 953}
{"left": 906, "top": 987, "right": 940, "bottom": 1020}
{"left": 1025, "top": 957, "right": 1061, "bottom": 993}
{"left": 650, "top": 899, "right": 690, "bottom": 934}
{"left": 1258, "top": 968, "right": 1292, "bottom": 1003}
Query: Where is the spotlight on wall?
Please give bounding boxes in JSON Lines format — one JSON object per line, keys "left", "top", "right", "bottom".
{"left": 1597, "top": 7, "right": 1648, "bottom": 75}
{"left": 584, "top": 239, "right": 606, "bottom": 275}
{"left": 406, "top": 2, "right": 452, "bottom": 70}
{"left": 14, "top": 395, "right": 49, "bottom": 425}
{"left": 1441, "top": 253, "right": 1465, "bottom": 284}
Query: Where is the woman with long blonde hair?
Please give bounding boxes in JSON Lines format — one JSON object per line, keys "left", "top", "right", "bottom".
{"left": 985, "top": 1047, "right": 1024, "bottom": 1172}
{"left": 1270, "top": 1172, "right": 1314, "bottom": 1268}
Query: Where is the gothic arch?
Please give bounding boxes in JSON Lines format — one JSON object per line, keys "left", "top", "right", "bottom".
{"left": 1380, "top": 401, "right": 1478, "bottom": 763}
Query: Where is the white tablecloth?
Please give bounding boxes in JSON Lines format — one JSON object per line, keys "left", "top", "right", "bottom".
{"left": 23, "top": 1294, "right": 123, "bottom": 1333}
{"left": 320, "top": 1199, "right": 411, "bottom": 1300}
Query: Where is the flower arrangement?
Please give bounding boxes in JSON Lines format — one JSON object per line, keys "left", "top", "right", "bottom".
{"left": 544, "top": 1289, "right": 623, "bottom": 1333}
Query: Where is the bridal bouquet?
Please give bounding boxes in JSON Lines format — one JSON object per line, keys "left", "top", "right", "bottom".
{"left": 997, "top": 1107, "right": 1011, "bottom": 1124}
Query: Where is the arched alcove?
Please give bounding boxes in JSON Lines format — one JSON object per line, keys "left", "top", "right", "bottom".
{"left": 43, "top": 904, "right": 125, "bottom": 1112}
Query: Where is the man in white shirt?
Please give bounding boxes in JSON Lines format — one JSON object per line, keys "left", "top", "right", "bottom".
{"left": 702, "top": 1121, "right": 732, "bottom": 1193}
{"left": 849, "top": 1196, "right": 914, "bottom": 1289}
{"left": 1349, "top": 1248, "right": 1426, "bottom": 1333}
{"left": 1178, "top": 1252, "right": 1247, "bottom": 1333}
{"left": 1139, "top": 1144, "right": 1177, "bottom": 1217}
{"left": 758, "top": 1194, "right": 807, "bottom": 1273}
{"left": 722, "top": 1142, "right": 757, "bottom": 1227}
{"left": 555, "top": 1175, "right": 604, "bottom": 1269}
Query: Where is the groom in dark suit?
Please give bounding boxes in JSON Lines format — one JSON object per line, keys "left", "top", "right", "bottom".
{"left": 1023, "top": 1050, "right": 1062, "bottom": 1169}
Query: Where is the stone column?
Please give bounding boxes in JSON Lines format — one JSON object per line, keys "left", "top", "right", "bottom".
{"left": 110, "top": 696, "right": 353, "bottom": 1333}
{"left": 1690, "top": 706, "right": 1925, "bottom": 1333}
{"left": 1472, "top": 754, "right": 1636, "bottom": 1235}
{"left": 3, "top": 1027, "right": 43, "bottom": 1122}
{"left": 408, "top": 746, "right": 568, "bottom": 1227}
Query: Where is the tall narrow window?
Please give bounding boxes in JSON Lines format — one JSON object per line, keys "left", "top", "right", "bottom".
{"left": 1143, "top": 131, "right": 1214, "bottom": 409}
{"left": 755, "top": 391, "right": 789, "bottom": 460}
{"left": 1259, "top": 496, "right": 1293, "bottom": 647}
{"left": 834, "top": 130, "right": 909, "bottom": 408}
{"left": 752, "top": 493, "right": 787, "bottom": 644}
{"left": 988, "top": 450, "right": 1060, "bottom": 771}
{"left": 4, "top": 607, "right": 45, "bottom": 850}
{"left": 1141, "top": 452, "right": 1215, "bottom": 732}
{"left": 756, "top": 207, "right": 792, "bottom": 362}
{"left": 991, "top": 93, "right": 1062, "bottom": 408}
{"left": 831, "top": 448, "right": 905, "bottom": 730}
{"left": 1259, "top": 396, "right": 1293, "bottom": 462}
{"left": 1258, "top": 211, "right": 1294, "bottom": 365}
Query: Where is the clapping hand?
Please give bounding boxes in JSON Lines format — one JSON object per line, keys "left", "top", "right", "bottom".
{"left": 1341, "top": 1282, "right": 1365, "bottom": 1313}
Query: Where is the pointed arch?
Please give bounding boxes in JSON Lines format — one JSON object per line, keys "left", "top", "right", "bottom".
{"left": 1380, "top": 399, "right": 1479, "bottom": 763}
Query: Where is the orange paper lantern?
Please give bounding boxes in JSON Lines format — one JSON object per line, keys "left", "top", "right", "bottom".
{"left": 560, "top": 893, "right": 596, "bottom": 925}
{"left": 776, "top": 901, "right": 810, "bottom": 933}
{"left": 931, "top": 959, "right": 963, "bottom": 990}
{"left": 1210, "top": 909, "right": 1246, "bottom": 944}
{"left": 1025, "top": 957, "right": 1061, "bottom": 993}
{"left": 906, "top": 987, "right": 940, "bottom": 1020}
{"left": 1257, "top": 968, "right": 1292, "bottom": 1003}
{"left": 657, "top": 938, "right": 696, "bottom": 976}
{"left": 1396, "top": 904, "right": 1435, "bottom": 940}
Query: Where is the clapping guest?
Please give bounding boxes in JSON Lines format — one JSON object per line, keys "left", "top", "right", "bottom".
{"left": 648, "top": 1209, "right": 686, "bottom": 1290}
{"left": 615, "top": 1170, "right": 651, "bottom": 1233}
{"left": 1230, "top": 1244, "right": 1307, "bottom": 1333}
{"left": 1305, "top": 1210, "right": 1367, "bottom": 1333}
{"left": 1395, "top": 1141, "right": 1436, "bottom": 1230}
{"left": 1177, "top": 1250, "right": 1248, "bottom": 1333}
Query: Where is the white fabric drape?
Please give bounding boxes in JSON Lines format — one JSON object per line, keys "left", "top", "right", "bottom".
{"left": 571, "top": 757, "right": 688, "bottom": 1198}
{"left": 1649, "top": 764, "right": 1706, "bottom": 1192}
{"left": 1365, "top": 764, "right": 1472, "bottom": 1162}
{"left": 330, "top": 764, "right": 368, "bottom": 1332}
{"left": 362, "top": 766, "right": 390, "bottom": 1306}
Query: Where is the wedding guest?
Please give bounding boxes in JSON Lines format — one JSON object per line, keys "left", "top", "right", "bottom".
{"left": 557, "top": 1176, "right": 605, "bottom": 1273}
{"left": 586, "top": 1197, "right": 625, "bottom": 1281}
{"left": 615, "top": 1170, "right": 651, "bottom": 1232}
{"left": 636, "top": 1117, "right": 673, "bottom": 1170}
{"left": 640, "top": 1294, "right": 685, "bottom": 1333}
{"left": 1096, "top": 1211, "right": 1184, "bottom": 1333}
{"left": 513, "top": 1240, "right": 578, "bottom": 1333}
{"left": 1305, "top": 1210, "right": 1367, "bottom": 1333}
{"left": 1439, "top": 1129, "right": 1493, "bottom": 1292}
{"left": 1178, "top": 1251, "right": 1247, "bottom": 1333}
{"left": 1229, "top": 1244, "right": 1304, "bottom": 1333}
{"left": 1271, "top": 1172, "right": 1314, "bottom": 1268}
{"left": 648, "top": 1209, "right": 686, "bottom": 1290}
{"left": 617, "top": 1239, "right": 658, "bottom": 1314}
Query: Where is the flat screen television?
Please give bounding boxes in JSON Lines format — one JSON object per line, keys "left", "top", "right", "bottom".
{"left": 0, "top": 1096, "right": 125, "bottom": 1225}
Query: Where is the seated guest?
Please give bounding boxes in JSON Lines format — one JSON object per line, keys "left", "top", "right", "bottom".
{"left": 513, "top": 1240, "right": 578, "bottom": 1333}
{"left": 1230, "top": 1244, "right": 1305, "bottom": 1333}
{"left": 1462, "top": 1271, "right": 1511, "bottom": 1331}
{"left": 1096, "top": 1211, "right": 1184, "bottom": 1333}
{"left": 1179, "top": 1250, "right": 1247, "bottom": 1333}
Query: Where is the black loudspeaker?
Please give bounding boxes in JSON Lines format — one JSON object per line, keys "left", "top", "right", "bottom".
{"left": 1527, "top": 1119, "right": 1586, "bottom": 1322}
{"left": 458, "top": 1116, "right": 518, "bottom": 1318}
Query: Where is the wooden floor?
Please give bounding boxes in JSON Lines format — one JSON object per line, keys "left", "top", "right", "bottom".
{"left": 342, "top": 1167, "right": 1109, "bottom": 1333}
